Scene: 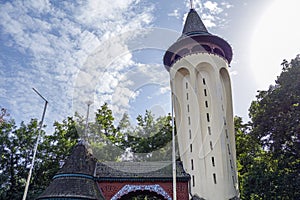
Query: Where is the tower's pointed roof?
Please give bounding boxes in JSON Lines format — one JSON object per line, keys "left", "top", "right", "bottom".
{"left": 163, "top": 8, "right": 233, "bottom": 69}
{"left": 182, "top": 9, "right": 209, "bottom": 36}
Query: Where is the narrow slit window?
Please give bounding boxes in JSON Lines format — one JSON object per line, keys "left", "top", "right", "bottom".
{"left": 208, "top": 126, "right": 211, "bottom": 135}
{"left": 192, "top": 175, "right": 195, "bottom": 187}
{"left": 227, "top": 144, "right": 231, "bottom": 154}
{"left": 186, "top": 82, "right": 188, "bottom": 89}
{"left": 190, "top": 144, "right": 193, "bottom": 152}
{"left": 212, "top": 157, "right": 215, "bottom": 167}
{"left": 191, "top": 159, "right": 194, "bottom": 170}
{"left": 225, "top": 129, "right": 228, "bottom": 138}
{"left": 189, "top": 129, "right": 192, "bottom": 139}
{"left": 210, "top": 141, "right": 213, "bottom": 150}
{"left": 186, "top": 93, "right": 189, "bottom": 100}
{"left": 230, "top": 159, "right": 233, "bottom": 169}
{"left": 188, "top": 116, "right": 191, "bottom": 125}
{"left": 203, "top": 78, "right": 206, "bottom": 85}
{"left": 204, "top": 89, "right": 207, "bottom": 96}
{"left": 213, "top": 173, "right": 217, "bottom": 184}
{"left": 206, "top": 113, "right": 210, "bottom": 122}
{"left": 224, "top": 118, "right": 227, "bottom": 125}
{"left": 232, "top": 176, "right": 235, "bottom": 185}
{"left": 187, "top": 104, "right": 190, "bottom": 112}
{"left": 205, "top": 101, "right": 208, "bottom": 108}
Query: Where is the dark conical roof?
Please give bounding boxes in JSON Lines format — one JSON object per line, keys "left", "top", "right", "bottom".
{"left": 57, "top": 141, "right": 95, "bottom": 175}
{"left": 182, "top": 9, "right": 209, "bottom": 36}
{"left": 163, "top": 8, "right": 233, "bottom": 69}
{"left": 36, "top": 142, "right": 105, "bottom": 200}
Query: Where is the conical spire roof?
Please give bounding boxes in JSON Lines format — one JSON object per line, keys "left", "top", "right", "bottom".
{"left": 36, "top": 142, "right": 105, "bottom": 200}
{"left": 163, "top": 8, "right": 233, "bottom": 69}
{"left": 182, "top": 9, "right": 209, "bottom": 36}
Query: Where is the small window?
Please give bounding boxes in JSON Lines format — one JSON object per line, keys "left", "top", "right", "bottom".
{"left": 186, "top": 82, "right": 188, "bottom": 89}
{"left": 187, "top": 104, "right": 190, "bottom": 112}
{"left": 210, "top": 141, "right": 213, "bottom": 150}
{"left": 227, "top": 144, "right": 231, "bottom": 154}
{"left": 224, "top": 118, "right": 227, "bottom": 125}
{"left": 230, "top": 159, "right": 233, "bottom": 169}
{"left": 206, "top": 113, "right": 210, "bottom": 122}
{"left": 214, "top": 48, "right": 225, "bottom": 57}
{"left": 205, "top": 101, "right": 208, "bottom": 108}
{"left": 191, "top": 159, "right": 194, "bottom": 170}
{"left": 212, "top": 157, "right": 215, "bottom": 167}
{"left": 188, "top": 116, "right": 191, "bottom": 125}
{"left": 203, "top": 78, "right": 206, "bottom": 85}
{"left": 186, "top": 93, "right": 189, "bottom": 100}
{"left": 204, "top": 89, "right": 207, "bottom": 96}
{"left": 213, "top": 173, "right": 217, "bottom": 184}
{"left": 189, "top": 129, "right": 192, "bottom": 139}
{"left": 225, "top": 129, "right": 228, "bottom": 138}
{"left": 202, "top": 44, "right": 212, "bottom": 52}
{"left": 190, "top": 144, "right": 193, "bottom": 152}
{"left": 208, "top": 126, "right": 211, "bottom": 135}
{"left": 174, "top": 54, "right": 181, "bottom": 60}
{"left": 192, "top": 175, "right": 195, "bottom": 187}
{"left": 232, "top": 176, "right": 235, "bottom": 185}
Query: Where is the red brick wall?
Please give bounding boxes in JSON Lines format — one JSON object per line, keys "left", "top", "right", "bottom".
{"left": 98, "top": 180, "right": 189, "bottom": 200}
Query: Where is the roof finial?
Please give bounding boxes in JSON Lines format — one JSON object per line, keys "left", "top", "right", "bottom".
{"left": 190, "top": 0, "right": 193, "bottom": 9}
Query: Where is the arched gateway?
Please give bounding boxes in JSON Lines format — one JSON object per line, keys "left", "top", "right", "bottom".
{"left": 37, "top": 142, "right": 190, "bottom": 200}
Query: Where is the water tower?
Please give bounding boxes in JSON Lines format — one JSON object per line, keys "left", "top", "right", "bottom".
{"left": 163, "top": 8, "right": 239, "bottom": 200}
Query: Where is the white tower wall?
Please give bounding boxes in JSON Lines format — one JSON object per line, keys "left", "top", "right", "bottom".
{"left": 170, "top": 53, "right": 238, "bottom": 199}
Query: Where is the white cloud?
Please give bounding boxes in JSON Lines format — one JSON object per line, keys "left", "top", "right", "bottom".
{"left": 0, "top": 0, "right": 155, "bottom": 131}
{"left": 221, "top": 2, "right": 234, "bottom": 9}
{"left": 168, "top": 9, "right": 180, "bottom": 19}
{"left": 202, "top": 13, "right": 217, "bottom": 28}
{"left": 181, "top": 0, "right": 232, "bottom": 28}
{"left": 203, "top": 1, "right": 223, "bottom": 14}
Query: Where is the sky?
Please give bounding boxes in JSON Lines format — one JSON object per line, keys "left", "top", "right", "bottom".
{"left": 1, "top": 0, "right": 300, "bottom": 133}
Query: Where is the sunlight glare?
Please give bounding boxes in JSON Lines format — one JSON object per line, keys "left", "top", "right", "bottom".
{"left": 250, "top": 0, "right": 300, "bottom": 90}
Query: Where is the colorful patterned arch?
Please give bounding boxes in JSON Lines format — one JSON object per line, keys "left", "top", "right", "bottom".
{"left": 111, "top": 184, "right": 172, "bottom": 200}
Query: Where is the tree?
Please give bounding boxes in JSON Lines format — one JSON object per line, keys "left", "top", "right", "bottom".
{"left": 119, "top": 110, "right": 173, "bottom": 161}
{"left": 247, "top": 55, "right": 300, "bottom": 199}
{"left": 86, "top": 103, "right": 124, "bottom": 161}
{"left": 0, "top": 108, "right": 9, "bottom": 124}
{"left": 0, "top": 104, "right": 173, "bottom": 199}
{"left": 0, "top": 117, "right": 40, "bottom": 199}
{"left": 85, "top": 104, "right": 173, "bottom": 162}
{"left": 0, "top": 109, "right": 79, "bottom": 200}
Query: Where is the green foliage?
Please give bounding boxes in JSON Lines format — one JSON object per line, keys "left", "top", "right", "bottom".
{"left": 237, "top": 55, "right": 300, "bottom": 199}
{"left": 86, "top": 104, "right": 173, "bottom": 162}
{"left": 0, "top": 118, "right": 40, "bottom": 199}
{"left": 2, "top": 53, "right": 300, "bottom": 199}
{"left": 0, "top": 102, "right": 172, "bottom": 200}
{"left": 0, "top": 110, "right": 79, "bottom": 200}
{"left": 121, "top": 111, "right": 173, "bottom": 161}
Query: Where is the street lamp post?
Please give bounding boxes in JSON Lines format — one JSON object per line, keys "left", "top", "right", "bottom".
{"left": 84, "top": 101, "right": 93, "bottom": 141}
{"left": 22, "top": 88, "right": 48, "bottom": 200}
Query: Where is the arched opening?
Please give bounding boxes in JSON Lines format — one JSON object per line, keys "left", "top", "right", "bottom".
{"left": 119, "top": 190, "right": 167, "bottom": 200}
{"left": 202, "top": 44, "right": 212, "bottom": 52}
{"left": 191, "top": 44, "right": 212, "bottom": 53}
{"left": 213, "top": 47, "right": 225, "bottom": 57}
{"left": 174, "top": 48, "right": 190, "bottom": 61}
{"left": 112, "top": 184, "right": 172, "bottom": 200}
{"left": 191, "top": 45, "right": 202, "bottom": 52}
{"left": 174, "top": 67, "right": 191, "bottom": 133}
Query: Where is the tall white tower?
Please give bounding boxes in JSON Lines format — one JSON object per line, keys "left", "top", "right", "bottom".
{"left": 163, "top": 9, "right": 239, "bottom": 200}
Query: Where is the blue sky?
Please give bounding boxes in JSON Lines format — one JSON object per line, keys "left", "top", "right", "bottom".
{"left": 1, "top": 0, "right": 300, "bottom": 132}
